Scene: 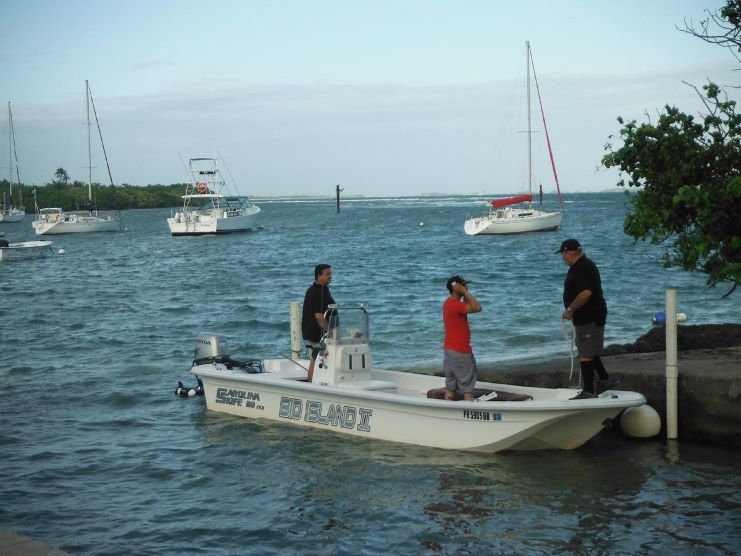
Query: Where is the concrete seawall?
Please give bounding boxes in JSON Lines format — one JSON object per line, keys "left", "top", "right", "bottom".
{"left": 410, "top": 345, "right": 741, "bottom": 448}
{"left": 0, "top": 528, "right": 70, "bottom": 555}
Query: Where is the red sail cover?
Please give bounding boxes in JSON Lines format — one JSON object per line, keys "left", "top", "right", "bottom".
{"left": 491, "top": 194, "right": 532, "bottom": 208}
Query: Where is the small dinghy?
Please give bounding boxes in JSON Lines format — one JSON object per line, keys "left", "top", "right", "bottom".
{"left": 0, "top": 239, "right": 53, "bottom": 261}
{"left": 190, "top": 303, "right": 646, "bottom": 453}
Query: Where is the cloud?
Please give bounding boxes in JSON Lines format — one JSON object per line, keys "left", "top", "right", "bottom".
{"left": 128, "top": 59, "right": 177, "bottom": 72}
{"left": 10, "top": 60, "right": 738, "bottom": 196}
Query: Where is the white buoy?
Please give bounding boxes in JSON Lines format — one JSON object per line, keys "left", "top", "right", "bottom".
{"left": 58, "top": 248, "right": 65, "bottom": 255}
{"left": 419, "top": 222, "right": 424, "bottom": 227}
{"left": 621, "top": 405, "right": 661, "bottom": 438}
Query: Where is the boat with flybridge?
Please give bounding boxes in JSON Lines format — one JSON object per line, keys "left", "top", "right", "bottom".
{"left": 167, "top": 157, "right": 261, "bottom": 236}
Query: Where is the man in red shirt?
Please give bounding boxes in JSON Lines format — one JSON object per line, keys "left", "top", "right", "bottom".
{"left": 442, "top": 275, "right": 482, "bottom": 401}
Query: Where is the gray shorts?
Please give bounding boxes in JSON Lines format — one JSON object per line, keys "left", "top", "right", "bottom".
{"left": 574, "top": 322, "right": 605, "bottom": 358}
{"left": 443, "top": 349, "right": 477, "bottom": 393}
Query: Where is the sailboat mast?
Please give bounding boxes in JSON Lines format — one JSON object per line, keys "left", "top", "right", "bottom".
{"left": 86, "top": 80, "right": 92, "bottom": 202}
{"left": 11, "top": 104, "right": 22, "bottom": 206}
{"left": 526, "top": 41, "right": 532, "bottom": 199}
{"left": 7, "top": 103, "right": 11, "bottom": 198}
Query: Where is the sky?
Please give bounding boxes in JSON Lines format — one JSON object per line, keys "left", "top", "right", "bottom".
{"left": 1, "top": 0, "right": 738, "bottom": 197}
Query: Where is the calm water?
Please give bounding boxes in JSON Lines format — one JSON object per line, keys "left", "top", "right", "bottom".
{"left": 1, "top": 193, "right": 740, "bottom": 555}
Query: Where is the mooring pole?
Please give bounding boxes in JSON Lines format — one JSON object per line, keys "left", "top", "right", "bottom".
{"left": 336, "top": 184, "right": 343, "bottom": 213}
{"left": 289, "top": 301, "right": 301, "bottom": 360}
{"left": 665, "top": 289, "right": 679, "bottom": 440}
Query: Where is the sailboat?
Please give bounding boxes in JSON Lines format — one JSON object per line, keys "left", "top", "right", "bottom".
{"left": 464, "top": 41, "right": 564, "bottom": 236}
{"left": 32, "top": 81, "right": 122, "bottom": 235}
{"left": 0, "top": 102, "right": 26, "bottom": 223}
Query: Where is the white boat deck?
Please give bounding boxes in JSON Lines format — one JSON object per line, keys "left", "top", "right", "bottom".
{"left": 190, "top": 305, "right": 645, "bottom": 452}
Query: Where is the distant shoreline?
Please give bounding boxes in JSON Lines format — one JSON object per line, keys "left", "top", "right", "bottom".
{"left": 6, "top": 185, "right": 628, "bottom": 212}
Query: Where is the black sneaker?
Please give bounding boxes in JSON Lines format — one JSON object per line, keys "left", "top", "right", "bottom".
{"left": 570, "top": 390, "right": 597, "bottom": 400}
{"left": 597, "top": 378, "right": 619, "bottom": 394}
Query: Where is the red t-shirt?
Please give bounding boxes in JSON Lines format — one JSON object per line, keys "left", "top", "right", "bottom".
{"left": 443, "top": 297, "right": 472, "bottom": 353}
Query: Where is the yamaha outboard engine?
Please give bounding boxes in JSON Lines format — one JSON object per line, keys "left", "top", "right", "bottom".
{"left": 193, "top": 333, "right": 230, "bottom": 365}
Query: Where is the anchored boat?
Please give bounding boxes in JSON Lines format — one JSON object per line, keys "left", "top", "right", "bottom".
{"left": 167, "top": 157, "right": 261, "bottom": 236}
{"left": 190, "top": 304, "right": 645, "bottom": 453}
{"left": 464, "top": 41, "right": 564, "bottom": 236}
{"left": 1, "top": 102, "right": 25, "bottom": 223}
{"left": 0, "top": 238, "right": 53, "bottom": 261}
{"left": 32, "top": 81, "right": 122, "bottom": 235}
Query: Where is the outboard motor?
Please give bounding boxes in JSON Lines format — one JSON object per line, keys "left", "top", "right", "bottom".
{"left": 193, "top": 333, "right": 230, "bottom": 365}
{"left": 192, "top": 332, "right": 264, "bottom": 373}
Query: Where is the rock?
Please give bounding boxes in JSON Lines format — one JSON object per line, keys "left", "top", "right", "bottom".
{"left": 606, "top": 323, "right": 741, "bottom": 355}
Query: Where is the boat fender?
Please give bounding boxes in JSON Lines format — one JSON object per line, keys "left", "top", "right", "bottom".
{"left": 620, "top": 405, "right": 661, "bottom": 438}
{"left": 175, "top": 381, "right": 195, "bottom": 397}
{"left": 652, "top": 311, "right": 689, "bottom": 324}
{"left": 175, "top": 379, "right": 204, "bottom": 397}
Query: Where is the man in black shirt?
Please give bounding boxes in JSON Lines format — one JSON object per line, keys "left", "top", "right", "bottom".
{"left": 302, "top": 264, "right": 335, "bottom": 382}
{"left": 556, "top": 239, "right": 611, "bottom": 399}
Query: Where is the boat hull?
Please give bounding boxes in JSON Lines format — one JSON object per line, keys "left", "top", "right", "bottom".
{"left": 0, "top": 240, "right": 53, "bottom": 261}
{"left": 0, "top": 209, "right": 25, "bottom": 223}
{"left": 194, "top": 361, "right": 645, "bottom": 453}
{"left": 167, "top": 206, "right": 261, "bottom": 235}
{"left": 33, "top": 214, "right": 121, "bottom": 235}
{"left": 464, "top": 208, "right": 562, "bottom": 235}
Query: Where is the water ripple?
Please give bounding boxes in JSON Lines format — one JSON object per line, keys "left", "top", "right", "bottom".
{"left": 1, "top": 197, "right": 739, "bottom": 554}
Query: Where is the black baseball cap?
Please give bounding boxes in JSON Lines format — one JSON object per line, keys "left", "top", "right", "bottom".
{"left": 446, "top": 275, "right": 470, "bottom": 292}
{"left": 555, "top": 239, "right": 581, "bottom": 254}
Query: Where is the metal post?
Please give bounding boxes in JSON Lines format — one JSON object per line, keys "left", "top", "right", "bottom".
{"left": 290, "top": 301, "right": 302, "bottom": 360}
{"left": 336, "top": 184, "right": 343, "bottom": 213}
{"left": 665, "top": 289, "right": 679, "bottom": 439}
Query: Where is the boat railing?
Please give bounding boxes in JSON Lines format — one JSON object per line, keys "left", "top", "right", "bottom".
{"left": 322, "top": 303, "right": 370, "bottom": 346}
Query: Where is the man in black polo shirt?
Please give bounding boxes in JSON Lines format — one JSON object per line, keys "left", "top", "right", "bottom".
{"left": 302, "top": 263, "right": 335, "bottom": 382}
{"left": 556, "top": 239, "right": 611, "bottom": 399}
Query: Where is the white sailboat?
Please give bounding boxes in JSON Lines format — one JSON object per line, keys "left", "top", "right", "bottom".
{"left": 464, "top": 41, "right": 564, "bottom": 236}
{"left": 1, "top": 102, "right": 26, "bottom": 223}
{"left": 32, "top": 81, "right": 122, "bottom": 235}
{"left": 167, "top": 157, "right": 261, "bottom": 236}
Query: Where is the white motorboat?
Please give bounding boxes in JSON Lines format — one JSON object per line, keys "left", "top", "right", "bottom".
{"left": 191, "top": 304, "right": 646, "bottom": 453}
{"left": 464, "top": 41, "right": 564, "bottom": 236}
{"left": 0, "top": 238, "right": 53, "bottom": 261}
{"left": 32, "top": 81, "right": 122, "bottom": 235}
{"left": 167, "top": 157, "right": 261, "bottom": 236}
{"left": 1, "top": 102, "right": 26, "bottom": 223}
